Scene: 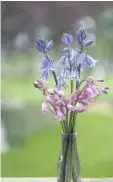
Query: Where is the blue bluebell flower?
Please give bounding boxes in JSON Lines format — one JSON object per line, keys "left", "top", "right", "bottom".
{"left": 70, "top": 49, "right": 76, "bottom": 61}
{"left": 36, "top": 39, "right": 47, "bottom": 52}
{"left": 41, "top": 70, "right": 49, "bottom": 82}
{"left": 61, "top": 33, "right": 73, "bottom": 46}
{"left": 58, "top": 55, "right": 68, "bottom": 67}
{"left": 61, "top": 68, "right": 70, "bottom": 79}
{"left": 49, "top": 60, "right": 57, "bottom": 71}
{"left": 57, "top": 77, "right": 67, "bottom": 89}
{"left": 36, "top": 39, "right": 54, "bottom": 52}
{"left": 77, "top": 52, "right": 87, "bottom": 65}
{"left": 84, "top": 55, "right": 98, "bottom": 68}
{"left": 70, "top": 67, "right": 79, "bottom": 80}
{"left": 76, "top": 29, "right": 87, "bottom": 45}
{"left": 71, "top": 50, "right": 81, "bottom": 67}
{"left": 40, "top": 56, "right": 49, "bottom": 70}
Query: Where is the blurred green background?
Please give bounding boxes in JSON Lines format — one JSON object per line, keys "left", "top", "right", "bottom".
{"left": 1, "top": 1, "right": 113, "bottom": 177}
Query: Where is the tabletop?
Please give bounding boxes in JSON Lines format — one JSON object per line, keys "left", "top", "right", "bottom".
{"left": 1, "top": 178, "right": 113, "bottom": 182}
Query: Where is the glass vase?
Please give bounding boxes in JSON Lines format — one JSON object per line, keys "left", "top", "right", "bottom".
{"left": 57, "top": 132, "right": 81, "bottom": 182}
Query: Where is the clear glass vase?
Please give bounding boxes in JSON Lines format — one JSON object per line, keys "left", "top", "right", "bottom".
{"left": 57, "top": 132, "right": 81, "bottom": 182}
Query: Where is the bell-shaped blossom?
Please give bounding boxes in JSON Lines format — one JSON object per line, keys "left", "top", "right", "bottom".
{"left": 36, "top": 39, "right": 54, "bottom": 52}
{"left": 47, "top": 88, "right": 56, "bottom": 95}
{"left": 77, "top": 52, "right": 87, "bottom": 65}
{"left": 41, "top": 70, "right": 49, "bottom": 82}
{"left": 42, "top": 102, "right": 49, "bottom": 113}
{"left": 33, "top": 79, "right": 43, "bottom": 89}
{"left": 40, "top": 56, "right": 49, "bottom": 70}
{"left": 76, "top": 29, "right": 87, "bottom": 45}
{"left": 58, "top": 55, "right": 68, "bottom": 67}
{"left": 36, "top": 39, "right": 47, "bottom": 52}
{"left": 70, "top": 67, "right": 79, "bottom": 80}
{"left": 61, "top": 33, "right": 73, "bottom": 46}
{"left": 84, "top": 55, "right": 98, "bottom": 68}
{"left": 101, "top": 87, "right": 110, "bottom": 94}
{"left": 54, "top": 107, "right": 66, "bottom": 121}
{"left": 57, "top": 77, "right": 67, "bottom": 89}
{"left": 71, "top": 90, "right": 78, "bottom": 101}
{"left": 49, "top": 60, "right": 57, "bottom": 71}
{"left": 61, "top": 68, "right": 70, "bottom": 79}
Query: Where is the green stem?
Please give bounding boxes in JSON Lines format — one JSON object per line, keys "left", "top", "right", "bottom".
{"left": 61, "top": 121, "right": 65, "bottom": 133}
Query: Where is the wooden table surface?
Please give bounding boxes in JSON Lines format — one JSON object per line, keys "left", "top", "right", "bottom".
{"left": 1, "top": 178, "right": 113, "bottom": 182}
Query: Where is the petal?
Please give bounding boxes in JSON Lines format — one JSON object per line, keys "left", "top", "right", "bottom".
{"left": 78, "top": 52, "right": 86, "bottom": 64}
{"left": 61, "top": 33, "right": 73, "bottom": 46}
{"left": 67, "top": 104, "right": 75, "bottom": 111}
{"left": 84, "top": 88, "right": 95, "bottom": 97}
{"left": 36, "top": 39, "right": 46, "bottom": 52}
{"left": 47, "top": 88, "right": 56, "bottom": 95}
{"left": 56, "top": 100, "right": 62, "bottom": 106}
{"left": 57, "top": 77, "right": 67, "bottom": 89}
{"left": 85, "top": 55, "right": 98, "bottom": 68}
{"left": 76, "top": 29, "right": 87, "bottom": 44}
{"left": 63, "top": 47, "right": 69, "bottom": 52}
{"left": 61, "top": 33, "right": 69, "bottom": 46}
{"left": 40, "top": 56, "right": 49, "bottom": 69}
{"left": 42, "top": 102, "right": 49, "bottom": 113}
{"left": 70, "top": 49, "right": 76, "bottom": 61}
{"left": 61, "top": 68, "right": 70, "bottom": 78}
{"left": 96, "top": 78, "right": 104, "bottom": 82}
{"left": 72, "top": 50, "right": 81, "bottom": 66}
{"left": 67, "top": 34, "right": 73, "bottom": 44}
{"left": 46, "top": 40, "right": 54, "bottom": 51}
{"left": 84, "top": 40, "right": 93, "bottom": 47}
{"left": 78, "top": 107, "right": 87, "bottom": 113}
{"left": 71, "top": 68, "right": 79, "bottom": 80}
{"left": 46, "top": 96, "right": 55, "bottom": 105}
{"left": 71, "top": 90, "right": 78, "bottom": 101}
{"left": 41, "top": 70, "right": 49, "bottom": 82}
{"left": 49, "top": 60, "right": 57, "bottom": 71}
{"left": 58, "top": 56, "right": 68, "bottom": 66}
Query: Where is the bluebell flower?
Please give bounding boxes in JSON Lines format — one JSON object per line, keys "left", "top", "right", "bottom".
{"left": 57, "top": 77, "right": 67, "bottom": 89}
{"left": 77, "top": 52, "right": 87, "bottom": 65}
{"left": 71, "top": 50, "right": 81, "bottom": 67}
{"left": 76, "top": 29, "right": 87, "bottom": 45}
{"left": 36, "top": 39, "right": 47, "bottom": 52}
{"left": 40, "top": 56, "right": 49, "bottom": 70}
{"left": 41, "top": 70, "right": 49, "bottom": 82}
{"left": 61, "top": 68, "right": 70, "bottom": 79}
{"left": 49, "top": 60, "right": 57, "bottom": 71}
{"left": 46, "top": 40, "right": 54, "bottom": 51}
{"left": 84, "top": 55, "right": 98, "bottom": 68}
{"left": 58, "top": 55, "right": 68, "bottom": 67}
{"left": 70, "top": 67, "right": 79, "bottom": 80}
{"left": 70, "top": 49, "right": 76, "bottom": 61}
{"left": 36, "top": 39, "right": 54, "bottom": 52}
{"left": 61, "top": 33, "right": 73, "bottom": 46}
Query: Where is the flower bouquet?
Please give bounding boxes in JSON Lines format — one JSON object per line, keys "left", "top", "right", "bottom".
{"left": 34, "top": 29, "right": 109, "bottom": 182}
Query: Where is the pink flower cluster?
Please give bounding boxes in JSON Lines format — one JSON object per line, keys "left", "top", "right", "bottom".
{"left": 34, "top": 77, "right": 109, "bottom": 121}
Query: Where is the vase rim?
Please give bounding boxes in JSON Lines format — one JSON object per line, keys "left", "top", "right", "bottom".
{"left": 61, "top": 131, "right": 77, "bottom": 136}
